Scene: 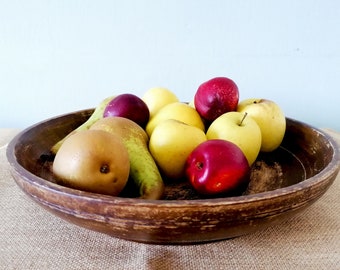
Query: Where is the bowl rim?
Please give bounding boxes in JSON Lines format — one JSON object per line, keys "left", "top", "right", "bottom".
{"left": 6, "top": 113, "right": 340, "bottom": 208}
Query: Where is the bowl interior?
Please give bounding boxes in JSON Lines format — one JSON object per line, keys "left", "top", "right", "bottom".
{"left": 10, "top": 109, "right": 339, "bottom": 201}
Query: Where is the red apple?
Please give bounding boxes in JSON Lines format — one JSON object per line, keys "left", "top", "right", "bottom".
{"left": 194, "top": 77, "right": 239, "bottom": 122}
{"left": 185, "top": 139, "right": 250, "bottom": 196}
{"left": 103, "top": 93, "right": 150, "bottom": 128}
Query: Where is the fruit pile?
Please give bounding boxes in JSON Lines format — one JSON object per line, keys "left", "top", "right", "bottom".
{"left": 51, "top": 77, "right": 286, "bottom": 200}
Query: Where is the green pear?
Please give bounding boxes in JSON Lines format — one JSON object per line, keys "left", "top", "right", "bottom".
{"left": 51, "top": 95, "right": 115, "bottom": 154}
{"left": 90, "top": 116, "right": 164, "bottom": 200}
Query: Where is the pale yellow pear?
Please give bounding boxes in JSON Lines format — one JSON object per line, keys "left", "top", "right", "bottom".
{"left": 145, "top": 102, "right": 205, "bottom": 137}
{"left": 142, "top": 87, "right": 179, "bottom": 118}
{"left": 149, "top": 119, "right": 207, "bottom": 180}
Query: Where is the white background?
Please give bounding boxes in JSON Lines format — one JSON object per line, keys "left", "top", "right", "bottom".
{"left": 1, "top": 0, "right": 339, "bottom": 131}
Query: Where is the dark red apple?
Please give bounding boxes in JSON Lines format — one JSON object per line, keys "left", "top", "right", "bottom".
{"left": 103, "top": 93, "right": 150, "bottom": 128}
{"left": 185, "top": 139, "right": 250, "bottom": 196}
{"left": 194, "top": 77, "right": 239, "bottom": 122}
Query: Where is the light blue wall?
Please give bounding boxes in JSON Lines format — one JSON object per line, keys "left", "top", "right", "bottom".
{"left": 1, "top": 1, "right": 340, "bottom": 131}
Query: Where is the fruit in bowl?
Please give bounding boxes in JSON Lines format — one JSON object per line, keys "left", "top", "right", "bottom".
{"left": 53, "top": 129, "right": 130, "bottom": 196}
{"left": 104, "top": 93, "right": 150, "bottom": 128}
{"left": 185, "top": 139, "right": 250, "bottom": 196}
{"left": 206, "top": 111, "right": 262, "bottom": 166}
{"left": 149, "top": 119, "right": 207, "bottom": 180}
{"left": 237, "top": 98, "right": 286, "bottom": 152}
{"left": 90, "top": 116, "right": 165, "bottom": 200}
{"left": 194, "top": 76, "right": 239, "bottom": 122}
{"left": 145, "top": 102, "right": 205, "bottom": 136}
{"left": 142, "top": 87, "right": 179, "bottom": 118}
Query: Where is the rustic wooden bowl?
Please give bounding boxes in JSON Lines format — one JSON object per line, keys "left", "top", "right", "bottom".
{"left": 6, "top": 109, "right": 340, "bottom": 244}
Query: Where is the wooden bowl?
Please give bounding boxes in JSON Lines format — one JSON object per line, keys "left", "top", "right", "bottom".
{"left": 6, "top": 109, "right": 340, "bottom": 244}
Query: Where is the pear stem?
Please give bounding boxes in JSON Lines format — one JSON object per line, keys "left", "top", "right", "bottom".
{"left": 239, "top": 112, "right": 248, "bottom": 126}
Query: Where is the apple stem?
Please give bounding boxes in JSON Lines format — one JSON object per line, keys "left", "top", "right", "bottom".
{"left": 196, "top": 162, "right": 204, "bottom": 170}
{"left": 239, "top": 112, "right": 248, "bottom": 126}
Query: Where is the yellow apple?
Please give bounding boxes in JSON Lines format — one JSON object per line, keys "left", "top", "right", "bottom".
{"left": 237, "top": 98, "right": 286, "bottom": 152}
{"left": 206, "top": 111, "right": 262, "bottom": 165}
{"left": 149, "top": 119, "right": 207, "bottom": 180}
{"left": 145, "top": 102, "right": 205, "bottom": 136}
{"left": 142, "top": 87, "right": 179, "bottom": 118}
